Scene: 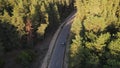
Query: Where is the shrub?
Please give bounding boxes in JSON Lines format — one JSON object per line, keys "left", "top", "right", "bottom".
{"left": 16, "top": 50, "right": 35, "bottom": 68}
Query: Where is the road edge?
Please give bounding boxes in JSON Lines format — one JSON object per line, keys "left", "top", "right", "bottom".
{"left": 40, "top": 22, "right": 64, "bottom": 68}
{"left": 40, "top": 11, "right": 76, "bottom": 68}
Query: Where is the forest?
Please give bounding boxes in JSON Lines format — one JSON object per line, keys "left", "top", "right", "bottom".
{"left": 0, "top": 0, "right": 74, "bottom": 68}
{"left": 69, "top": 0, "right": 120, "bottom": 68}
{"left": 0, "top": 0, "right": 120, "bottom": 68}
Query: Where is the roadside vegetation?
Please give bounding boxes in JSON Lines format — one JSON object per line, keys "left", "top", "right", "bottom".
{"left": 0, "top": 0, "right": 74, "bottom": 68}
{"left": 69, "top": 0, "right": 120, "bottom": 68}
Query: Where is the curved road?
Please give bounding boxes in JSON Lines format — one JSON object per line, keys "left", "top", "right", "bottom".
{"left": 48, "top": 12, "right": 76, "bottom": 68}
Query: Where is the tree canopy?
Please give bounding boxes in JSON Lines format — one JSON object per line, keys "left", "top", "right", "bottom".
{"left": 69, "top": 0, "right": 120, "bottom": 68}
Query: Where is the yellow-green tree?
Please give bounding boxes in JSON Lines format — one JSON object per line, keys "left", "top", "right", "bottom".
{"left": 69, "top": 0, "right": 120, "bottom": 68}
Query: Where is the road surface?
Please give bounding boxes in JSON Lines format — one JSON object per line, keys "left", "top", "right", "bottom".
{"left": 48, "top": 12, "right": 75, "bottom": 68}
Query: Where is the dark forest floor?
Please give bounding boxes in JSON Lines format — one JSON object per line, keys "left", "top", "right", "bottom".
{"left": 2, "top": 30, "right": 55, "bottom": 68}
{"left": 30, "top": 33, "right": 54, "bottom": 68}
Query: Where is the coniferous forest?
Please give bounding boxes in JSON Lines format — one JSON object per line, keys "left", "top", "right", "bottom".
{"left": 0, "top": 0, "right": 120, "bottom": 68}
{"left": 70, "top": 0, "right": 120, "bottom": 68}
{"left": 0, "top": 0, "right": 74, "bottom": 68}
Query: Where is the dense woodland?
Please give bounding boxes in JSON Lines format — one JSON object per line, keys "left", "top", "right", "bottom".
{"left": 70, "top": 0, "right": 120, "bottom": 68}
{"left": 0, "top": 0, "right": 74, "bottom": 68}
{"left": 0, "top": 0, "right": 120, "bottom": 68}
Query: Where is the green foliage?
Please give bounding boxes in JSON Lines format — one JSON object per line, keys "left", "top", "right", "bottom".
{"left": 86, "top": 33, "right": 110, "bottom": 52}
{"left": 16, "top": 50, "right": 35, "bottom": 68}
{"left": 108, "top": 32, "right": 120, "bottom": 55}
{"left": 37, "top": 24, "right": 48, "bottom": 39}
{"left": 0, "top": 0, "right": 74, "bottom": 67}
{"left": 69, "top": 0, "right": 120, "bottom": 68}
{"left": 70, "top": 35, "right": 81, "bottom": 58}
{"left": 0, "top": 0, "right": 74, "bottom": 51}
{"left": 0, "top": 22, "right": 20, "bottom": 51}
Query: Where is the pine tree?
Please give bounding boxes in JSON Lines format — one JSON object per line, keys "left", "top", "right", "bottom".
{"left": 69, "top": 0, "right": 120, "bottom": 68}
{"left": 36, "top": 2, "right": 49, "bottom": 39}
{"left": 0, "top": 0, "right": 74, "bottom": 51}
{"left": 11, "top": 1, "right": 25, "bottom": 37}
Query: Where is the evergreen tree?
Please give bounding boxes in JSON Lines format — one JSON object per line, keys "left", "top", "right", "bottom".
{"left": 69, "top": 0, "right": 120, "bottom": 68}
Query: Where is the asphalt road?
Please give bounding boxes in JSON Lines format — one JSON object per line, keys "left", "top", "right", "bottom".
{"left": 48, "top": 12, "right": 75, "bottom": 68}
